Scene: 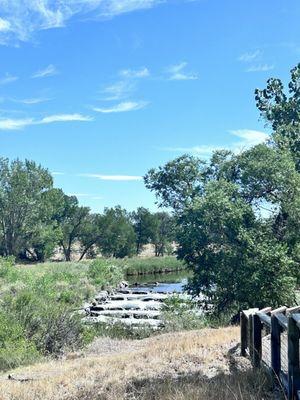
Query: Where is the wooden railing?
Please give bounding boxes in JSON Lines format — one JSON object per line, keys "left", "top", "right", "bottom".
{"left": 240, "top": 306, "right": 300, "bottom": 400}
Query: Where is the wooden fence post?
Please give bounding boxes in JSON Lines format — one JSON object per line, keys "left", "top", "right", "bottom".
{"left": 240, "top": 311, "right": 248, "bottom": 356}
{"left": 288, "top": 315, "right": 300, "bottom": 400}
{"left": 271, "top": 314, "right": 281, "bottom": 378}
{"left": 252, "top": 313, "right": 262, "bottom": 368}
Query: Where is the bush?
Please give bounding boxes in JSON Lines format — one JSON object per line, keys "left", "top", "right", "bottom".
{"left": 162, "top": 295, "right": 208, "bottom": 331}
{"left": 4, "top": 290, "right": 85, "bottom": 356}
{"left": 0, "top": 256, "right": 15, "bottom": 278}
{"left": 88, "top": 259, "right": 124, "bottom": 288}
{"left": 0, "top": 311, "right": 39, "bottom": 371}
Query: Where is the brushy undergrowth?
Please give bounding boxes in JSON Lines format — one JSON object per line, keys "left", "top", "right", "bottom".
{"left": 0, "top": 257, "right": 124, "bottom": 372}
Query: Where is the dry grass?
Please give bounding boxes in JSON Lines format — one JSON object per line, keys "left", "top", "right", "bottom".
{"left": 0, "top": 326, "right": 281, "bottom": 400}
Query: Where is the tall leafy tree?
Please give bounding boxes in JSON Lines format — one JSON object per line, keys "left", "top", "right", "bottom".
{"left": 131, "top": 207, "right": 158, "bottom": 254}
{"left": 255, "top": 63, "right": 300, "bottom": 169}
{"left": 77, "top": 213, "right": 103, "bottom": 261}
{"left": 97, "top": 206, "right": 136, "bottom": 258}
{"left": 54, "top": 193, "right": 90, "bottom": 261}
{"left": 152, "top": 212, "right": 175, "bottom": 257}
{"left": 0, "top": 158, "right": 53, "bottom": 258}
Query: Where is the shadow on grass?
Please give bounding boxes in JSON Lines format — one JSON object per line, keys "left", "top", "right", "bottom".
{"left": 124, "top": 368, "right": 284, "bottom": 400}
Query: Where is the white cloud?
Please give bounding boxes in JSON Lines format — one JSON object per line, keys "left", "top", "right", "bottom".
{"left": 0, "top": 118, "right": 34, "bottom": 130}
{"left": 40, "top": 113, "right": 93, "bottom": 123}
{"left": 32, "top": 64, "right": 58, "bottom": 78}
{"left": 246, "top": 64, "right": 274, "bottom": 73}
{"left": 167, "top": 62, "right": 198, "bottom": 81}
{"left": 51, "top": 171, "right": 65, "bottom": 176}
{"left": 17, "top": 97, "right": 51, "bottom": 104}
{"left": 164, "top": 129, "right": 269, "bottom": 157}
{"left": 102, "top": 81, "right": 134, "bottom": 101}
{"left": 0, "top": 73, "right": 18, "bottom": 85}
{"left": 0, "top": 1, "right": 165, "bottom": 45}
{"left": 0, "top": 113, "right": 93, "bottom": 130}
{"left": 101, "top": 0, "right": 164, "bottom": 17}
{"left": 164, "top": 145, "right": 222, "bottom": 156}
{"left": 230, "top": 129, "right": 269, "bottom": 147}
{"left": 79, "top": 174, "right": 143, "bottom": 181}
{"left": 119, "top": 67, "right": 150, "bottom": 78}
{"left": 0, "top": 17, "right": 10, "bottom": 32}
{"left": 238, "top": 50, "right": 261, "bottom": 62}
{"left": 93, "top": 101, "right": 147, "bottom": 113}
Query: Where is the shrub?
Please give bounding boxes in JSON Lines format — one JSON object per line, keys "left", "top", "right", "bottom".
{"left": 0, "top": 311, "right": 39, "bottom": 371}
{"left": 88, "top": 259, "right": 124, "bottom": 288}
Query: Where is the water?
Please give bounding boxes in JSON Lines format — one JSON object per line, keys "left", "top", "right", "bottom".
{"left": 126, "top": 269, "right": 192, "bottom": 293}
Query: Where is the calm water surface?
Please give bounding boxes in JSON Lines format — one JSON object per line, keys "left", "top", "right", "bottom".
{"left": 126, "top": 269, "right": 192, "bottom": 293}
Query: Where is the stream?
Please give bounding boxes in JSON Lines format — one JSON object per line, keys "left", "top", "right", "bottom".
{"left": 126, "top": 269, "right": 192, "bottom": 293}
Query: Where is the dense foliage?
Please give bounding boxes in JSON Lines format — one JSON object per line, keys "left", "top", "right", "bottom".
{"left": 0, "top": 163, "right": 175, "bottom": 261}
{"left": 145, "top": 63, "right": 300, "bottom": 314}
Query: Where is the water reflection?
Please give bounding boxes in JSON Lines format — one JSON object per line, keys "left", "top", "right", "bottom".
{"left": 126, "top": 269, "right": 192, "bottom": 293}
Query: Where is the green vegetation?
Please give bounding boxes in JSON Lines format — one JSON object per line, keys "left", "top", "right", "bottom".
{"left": 0, "top": 257, "right": 125, "bottom": 371}
{"left": 0, "top": 161, "right": 176, "bottom": 261}
{"left": 114, "top": 255, "right": 185, "bottom": 275}
{"left": 145, "top": 63, "right": 300, "bottom": 315}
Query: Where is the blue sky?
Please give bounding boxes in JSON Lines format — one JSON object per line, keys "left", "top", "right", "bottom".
{"left": 1, "top": 0, "right": 300, "bottom": 213}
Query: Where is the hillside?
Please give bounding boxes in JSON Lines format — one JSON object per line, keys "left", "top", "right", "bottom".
{"left": 0, "top": 327, "right": 279, "bottom": 400}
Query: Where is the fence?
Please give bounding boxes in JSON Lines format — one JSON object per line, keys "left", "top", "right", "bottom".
{"left": 240, "top": 306, "right": 300, "bottom": 400}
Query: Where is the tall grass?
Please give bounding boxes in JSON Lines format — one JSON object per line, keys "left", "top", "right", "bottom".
{"left": 0, "top": 257, "right": 124, "bottom": 371}
{"left": 114, "top": 256, "right": 185, "bottom": 275}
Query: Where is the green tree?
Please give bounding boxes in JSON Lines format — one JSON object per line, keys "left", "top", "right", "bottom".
{"left": 54, "top": 193, "right": 90, "bottom": 261}
{"left": 97, "top": 206, "right": 136, "bottom": 258}
{"left": 131, "top": 207, "right": 158, "bottom": 254}
{"left": 0, "top": 158, "right": 53, "bottom": 258}
{"left": 145, "top": 144, "right": 299, "bottom": 313}
{"left": 152, "top": 212, "right": 175, "bottom": 256}
{"left": 255, "top": 63, "right": 300, "bottom": 169}
{"left": 78, "top": 213, "right": 103, "bottom": 261}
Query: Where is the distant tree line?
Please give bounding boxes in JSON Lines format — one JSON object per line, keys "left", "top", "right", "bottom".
{"left": 0, "top": 160, "right": 175, "bottom": 262}
{"left": 145, "top": 63, "right": 300, "bottom": 314}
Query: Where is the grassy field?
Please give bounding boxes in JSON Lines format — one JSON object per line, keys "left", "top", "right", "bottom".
{"left": 0, "top": 326, "right": 281, "bottom": 400}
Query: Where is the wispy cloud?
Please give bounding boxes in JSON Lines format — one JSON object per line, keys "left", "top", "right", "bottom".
{"left": 0, "top": 73, "right": 18, "bottom": 85}
{"left": 0, "top": 1, "right": 166, "bottom": 45}
{"left": 230, "top": 129, "right": 269, "bottom": 147}
{"left": 164, "top": 129, "right": 269, "bottom": 157}
{"left": 101, "top": 81, "right": 134, "bottom": 101}
{"left": 93, "top": 101, "right": 147, "bottom": 113}
{"left": 40, "top": 113, "right": 92, "bottom": 123}
{"left": 79, "top": 174, "right": 143, "bottom": 181}
{"left": 164, "top": 144, "right": 221, "bottom": 156}
{"left": 101, "top": 0, "right": 164, "bottom": 17}
{"left": 0, "top": 17, "right": 10, "bottom": 32}
{"left": 0, "top": 118, "right": 34, "bottom": 130}
{"left": 51, "top": 171, "right": 65, "bottom": 176}
{"left": 167, "top": 62, "right": 198, "bottom": 81}
{"left": 16, "top": 97, "right": 51, "bottom": 105}
{"left": 32, "top": 64, "right": 58, "bottom": 78}
{"left": 0, "top": 113, "right": 93, "bottom": 130}
{"left": 237, "top": 49, "right": 274, "bottom": 73}
{"left": 246, "top": 64, "right": 274, "bottom": 73}
{"left": 238, "top": 50, "right": 261, "bottom": 62}
{"left": 119, "top": 67, "right": 150, "bottom": 78}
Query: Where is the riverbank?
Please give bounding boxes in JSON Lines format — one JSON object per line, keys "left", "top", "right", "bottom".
{"left": 115, "top": 256, "right": 185, "bottom": 276}
{"left": 0, "top": 326, "right": 279, "bottom": 400}
{"left": 0, "top": 257, "right": 191, "bottom": 372}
